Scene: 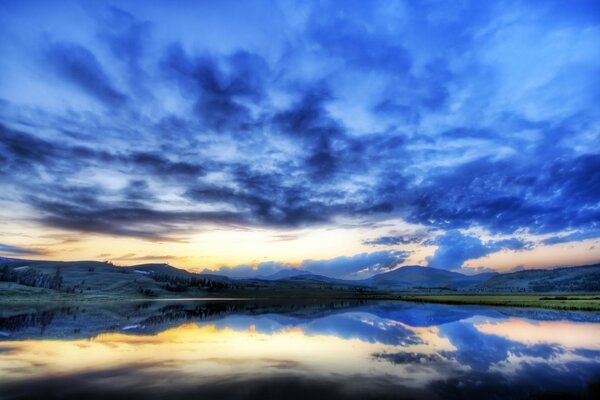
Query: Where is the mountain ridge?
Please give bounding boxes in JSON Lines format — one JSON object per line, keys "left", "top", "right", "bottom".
{"left": 2, "top": 258, "right": 600, "bottom": 294}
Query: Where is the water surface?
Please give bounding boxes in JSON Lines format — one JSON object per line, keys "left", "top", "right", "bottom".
{"left": 1, "top": 300, "right": 599, "bottom": 399}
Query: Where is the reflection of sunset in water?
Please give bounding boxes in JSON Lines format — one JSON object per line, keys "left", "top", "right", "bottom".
{"left": 0, "top": 321, "right": 457, "bottom": 387}
{"left": 1, "top": 305, "right": 600, "bottom": 400}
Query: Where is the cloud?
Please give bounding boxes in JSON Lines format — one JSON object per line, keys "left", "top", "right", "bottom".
{"left": 45, "top": 41, "right": 127, "bottom": 106}
{"left": 509, "top": 265, "right": 526, "bottom": 273}
{"left": 0, "top": 0, "right": 598, "bottom": 267}
{"left": 207, "top": 250, "right": 410, "bottom": 280}
{"left": 113, "top": 254, "right": 179, "bottom": 262}
{"left": 458, "top": 266, "right": 498, "bottom": 275}
{"left": 203, "top": 261, "right": 288, "bottom": 279}
{"left": 542, "top": 230, "right": 600, "bottom": 245}
{"left": 402, "top": 155, "right": 600, "bottom": 235}
{"left": 426, "top": 231, "right": 531, "bottom": 271}
{"left": 363, "top": 232, "right": 429, "bottom": 246}
{"left": 28, "top": 196, "right": 245, "bottom": 240}
{"left": 96, "top": 6, "right": 152, "bottom": 96}
{"left": 302, "top": 250, "right": 410, "bottom": 279}
{"left": 162, "top": 44, "right": 268, "bottom": 132}
{"left": 0, "top": 243, "right": 43, "bottom": 256}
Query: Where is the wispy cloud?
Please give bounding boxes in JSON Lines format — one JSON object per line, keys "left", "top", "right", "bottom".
{"left": 0, "top": 243, "right": 44, "bottom": 256}
{"left": 207, "top": 250, "right": 410, "bottom": 280}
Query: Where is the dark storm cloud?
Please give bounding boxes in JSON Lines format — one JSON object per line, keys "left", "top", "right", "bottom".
{"left": 45, "top": 42, "right": 127, "bottom": 106}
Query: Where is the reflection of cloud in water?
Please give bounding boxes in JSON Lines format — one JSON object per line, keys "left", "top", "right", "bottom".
{"left": 1, "top": 303, "right": 600, "bottom": 400}
{"left": 0, "top": 317, "right": 460, "bottom": 391}
{"left": 212, "top": 312, "right": 425, "bottom": 346}
{"left": 475, "top": 318, "right": 600, "bottom": 350}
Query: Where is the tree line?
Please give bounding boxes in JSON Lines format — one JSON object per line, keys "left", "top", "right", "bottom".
{"left": 1, "top": 266, "right": 63, "bottom": 290}
{"left": 148, "top": 273, "right": 236, "bottom": 292}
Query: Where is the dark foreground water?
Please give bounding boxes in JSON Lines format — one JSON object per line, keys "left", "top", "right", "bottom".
{"left": 1, "top": 300, "right": 599, "bottom": 400}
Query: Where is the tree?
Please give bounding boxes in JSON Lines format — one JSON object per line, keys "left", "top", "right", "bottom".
{"left": 51, "top": 268, "right": 63, "bottom": 290}
{"left": 1, "top": 266, "right": 12, "bottom": 282}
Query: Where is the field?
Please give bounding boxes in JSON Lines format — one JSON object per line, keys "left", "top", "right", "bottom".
{"left": 393, "top": 294, "right": 600, "bottom": 311}
{"left": 2, "top": 281, "right": 600, "bottom": 311}
{"left": 2, "top": 261, "right": 600, "bottom": 311}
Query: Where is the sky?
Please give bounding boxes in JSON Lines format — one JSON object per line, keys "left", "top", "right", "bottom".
{"left": 0, "top": 0, "right": 599, "bottom": 279}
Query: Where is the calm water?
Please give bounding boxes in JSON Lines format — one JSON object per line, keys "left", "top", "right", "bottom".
{"left": 1, "top": 300, "right": 599, "bottom": 400}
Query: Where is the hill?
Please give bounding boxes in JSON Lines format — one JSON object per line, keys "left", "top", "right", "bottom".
{"left": 475, "top": 264, "right": 600, "bottom": 293}
{"left": 364, "top": 265, "right": 495, "bottom": 290}
{"left": 130, "top": 263, "right": 196, "bottom": 278}
{"left": 258, "top": 269, "right": 315, "bottom": 280}
{"left": 0, "top": 259, "right": 230, "bottom": 299}
{"left": 2, "top": 258, "right": 600, "bottom": 302}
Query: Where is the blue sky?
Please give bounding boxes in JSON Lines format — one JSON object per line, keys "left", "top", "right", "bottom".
{"left": 0, "top": 0, "right": 599, "bottom": 278}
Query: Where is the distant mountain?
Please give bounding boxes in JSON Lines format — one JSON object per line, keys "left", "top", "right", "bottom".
{"left": 475, "top": 264, "right": 600, "bottom": 293}
{"left": 365, "top": 265, "right": 496, "bottom": 290}
{"left": 129, "top": 263, "right": 196, "bottom": 278}
{"left": 3, "top": 258, "right": 600, "bottom": 297}
{"left": 258, "top": 269, "right": 315, "bottom": 280}
{"left": 0, "top": 257, "right": 23, "bottom": 262}
{"left": 0, "top": 260, "right": 207, "bottom": 298}
{"left": 232, "top": 272, "right": 362, "bottom": 288}
{"left": 284, "top": 273, "right": 363, "bottom": 286}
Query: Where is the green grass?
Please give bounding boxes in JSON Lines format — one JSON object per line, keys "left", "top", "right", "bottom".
{"left": 3, "top": 262, "right": 600, "bottom": 311}
{"left": 391, "top": 294, "right": 600, "bottom": 311}
{"left": 3, "top": 283, "right": 600, "bottom": 311}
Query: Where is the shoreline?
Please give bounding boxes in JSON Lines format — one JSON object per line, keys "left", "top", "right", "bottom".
{"left": 1, "top": 293, "right": 600, "bottom": 311}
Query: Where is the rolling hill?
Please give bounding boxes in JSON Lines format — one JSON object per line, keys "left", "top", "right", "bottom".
{"left": 475, "top": 264, "right": 600, "bottom": 293}
{"left": 0, "top": 260, "right": 223, "bottom": 299}
{"left": 258, "top": 269, "right": 315, "bottom": 280}
{"left": 2, "top": 258, "right": 600, "bottom": 298}
{"left": 364, "top": 265, "right": 496, "bottom": 290}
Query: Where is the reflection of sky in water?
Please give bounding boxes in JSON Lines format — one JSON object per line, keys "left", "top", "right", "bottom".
{"left": 0, "top": 303, "right": 599, "bottom": 399}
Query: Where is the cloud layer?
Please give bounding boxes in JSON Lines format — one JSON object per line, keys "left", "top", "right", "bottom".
{"left": 205, "top": 250, "right": 410, "bottom": 280}
{"left": 426, "top": 231, "right": 532, "bottom": 271}
{"left": 0, "top": 0, "right": 599, "bottom": 270}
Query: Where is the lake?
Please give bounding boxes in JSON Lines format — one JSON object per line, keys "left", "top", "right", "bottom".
{"left": 1, "top": 300, "right": 599, "bottom": 399}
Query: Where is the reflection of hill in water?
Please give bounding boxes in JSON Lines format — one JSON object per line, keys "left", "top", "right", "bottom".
{"left": 2, "top": 300, "right": 600, "bottom": 341}
{"left": 1, "top": 301, "right": 600, "bottom": 400}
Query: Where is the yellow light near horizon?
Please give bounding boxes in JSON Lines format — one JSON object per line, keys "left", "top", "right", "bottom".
{"left": 0, "top": 321, "right": 456, "bottom": 388}
{"left": 2, "top": 216, "right": 599, "bottom": 273}
{"left": 464, "top": 238, "right": 600, "bottom": 272}
{"left": 475, "top": 318, "right": 600, "bottom": 350}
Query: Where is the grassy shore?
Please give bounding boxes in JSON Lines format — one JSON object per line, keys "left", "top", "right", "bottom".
{"left": 2, "top": 282, "right": 600, "bottom": 311}
{"left": 391, "top": 294, "right": 600, "bottom": 311}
